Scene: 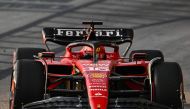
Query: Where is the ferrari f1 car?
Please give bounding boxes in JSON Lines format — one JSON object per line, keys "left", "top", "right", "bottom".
{"left": 10, "top": 22, "right": 186, "bottom": 109}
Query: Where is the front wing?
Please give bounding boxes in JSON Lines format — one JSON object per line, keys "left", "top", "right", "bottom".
{"left": 23, "top": 97, "right": 171, "bottom": 109}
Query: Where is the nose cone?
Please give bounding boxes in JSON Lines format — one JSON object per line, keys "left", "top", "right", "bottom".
{"left": 76, "top": 60, "right": 112, "bottom": 109}
{"left": 90, "top": 97, "right": 108, "bottom": 109}
{"left": 85, "top": 72, "right": 109, "bottom": 109}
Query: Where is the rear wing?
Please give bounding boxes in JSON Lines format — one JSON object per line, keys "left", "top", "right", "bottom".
{"left": 42, "top": 28, "right": 134, "bottom": 45}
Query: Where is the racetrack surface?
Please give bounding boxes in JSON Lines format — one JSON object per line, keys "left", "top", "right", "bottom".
{"left": 0, "top": 0, "right": 190, "bottom": 108}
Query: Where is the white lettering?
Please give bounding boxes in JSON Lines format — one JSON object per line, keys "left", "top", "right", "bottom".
{"left": 56, "top": 29, "right": 65, "bottom": 35}
{"left": 95, "top": 31, "right": 102, "bottom": 36}
{"left": 66, "top": 31, "right": 73, "bottom": 36}
{"left": 55, "top": 29, "right": 123, "bottom": 37}
{"left": 75, "top": 30, "right": 83, "bottom": 36}
{"left": 116, "top": 30, "right": 121, "bottom": 36}
{"left": 82, "top": 64, "right": 109, "bottom": 67}
{"left": 83, "top": 67, "right": 109, "bottom": 71}
{"left": 106, "top": 31, "right": 114, "bottom": 36}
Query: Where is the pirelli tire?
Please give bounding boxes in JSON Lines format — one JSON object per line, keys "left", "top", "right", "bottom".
{"left": 129, "top": 50, "right": 164, "bottom": 62}
{"left": 14, "top": 48, "right": 46, "bottom": 62}
{"left": 153, "top": 62, "right": 183, "bottom": 109}
{"left": 10, "top": 60, "right": 45, "bottom": 109}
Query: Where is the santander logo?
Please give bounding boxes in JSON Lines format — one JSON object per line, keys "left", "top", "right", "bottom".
{"left": 95, "top": 92, "right": 102, "bottom": 96}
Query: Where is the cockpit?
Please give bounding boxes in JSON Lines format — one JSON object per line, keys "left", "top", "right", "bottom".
{"left": 64, "top": 41, "right": 120, "bottom": 61}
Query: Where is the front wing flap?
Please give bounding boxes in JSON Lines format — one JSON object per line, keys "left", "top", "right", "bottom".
{"left": 23, "top": 97, "right": 171, "bottom": 109}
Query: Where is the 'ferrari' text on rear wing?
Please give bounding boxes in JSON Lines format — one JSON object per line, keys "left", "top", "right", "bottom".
{"left": 54, "top": 28, "right": 128, "bottom": 37}
{"left": 42, "top": 28, "right": 133, "bottom": 45}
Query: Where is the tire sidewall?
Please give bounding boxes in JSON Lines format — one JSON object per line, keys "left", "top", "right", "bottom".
{"left": 11, "top": 60, "right": 45, "bottom": 109}
{"left": 153, "top": 62, "right": 182, "bottom": 108}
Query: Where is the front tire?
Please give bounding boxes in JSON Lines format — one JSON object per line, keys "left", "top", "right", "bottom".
{"left": 10, "top": 60, "right": 45, "bottom": 109}
{"left": 13, "top": 48, "right": 46, "bottom": 62}
{"left": 153, "top": 62, "right": 183, "bottom": 109}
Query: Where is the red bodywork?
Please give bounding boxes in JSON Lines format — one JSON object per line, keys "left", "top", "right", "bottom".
{"left": 38, "top": 43, "right": 149, "bottom": 109}
{"left": 35, "top": 22, "right": 150, "bottom": 109}
{"left": 10, "top": 22, "right": 185, "bottom": 109}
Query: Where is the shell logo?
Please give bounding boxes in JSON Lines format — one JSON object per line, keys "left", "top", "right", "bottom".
{"left": 90, "top": 73, "right": 107, "bottom": 78}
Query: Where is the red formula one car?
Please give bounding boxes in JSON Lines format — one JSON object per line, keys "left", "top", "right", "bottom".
{"left": 10, "top": 22, "right": 185, "bottom": 109}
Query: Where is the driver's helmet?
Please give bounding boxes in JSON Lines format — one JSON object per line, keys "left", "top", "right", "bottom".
{"left": 80, "top": 46, "right": 106, "bottom": 59}
{"left": 80, "top": 46, "right": 93, "bottom": 59}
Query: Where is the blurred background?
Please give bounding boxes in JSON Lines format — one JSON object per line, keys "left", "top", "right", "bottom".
{"left": 0, "top": 0, "right": 190, "bottom": 108}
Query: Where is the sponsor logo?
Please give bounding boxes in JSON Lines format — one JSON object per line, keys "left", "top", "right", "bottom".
{"left": 55, "top": 29, "right": 123, "bottom": 37}
{"left": 95, "top": 92, "right": 102, "bottom": 96}
{"left": 82, "top": 63, "right": 109, "bottom": 67}
{"left": 56, "top": 29, "right": 84, "bottom": 36}
{"left": 90, "top": 89, "right": 107, "bottom": 91}
{"left": 90, "top": 73, "right": 107, "bottom": 78}
{"left": 89, "top": 86, "right": 106, "bottom": 88}
{"left": 83, "top": 67, "right": 109, "bottom": 71}
{"left": 91, "top": 79, "right": 104, "bottom": 83}
{"left": 82, "top": 63, "right": 110, "bottom": 71}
